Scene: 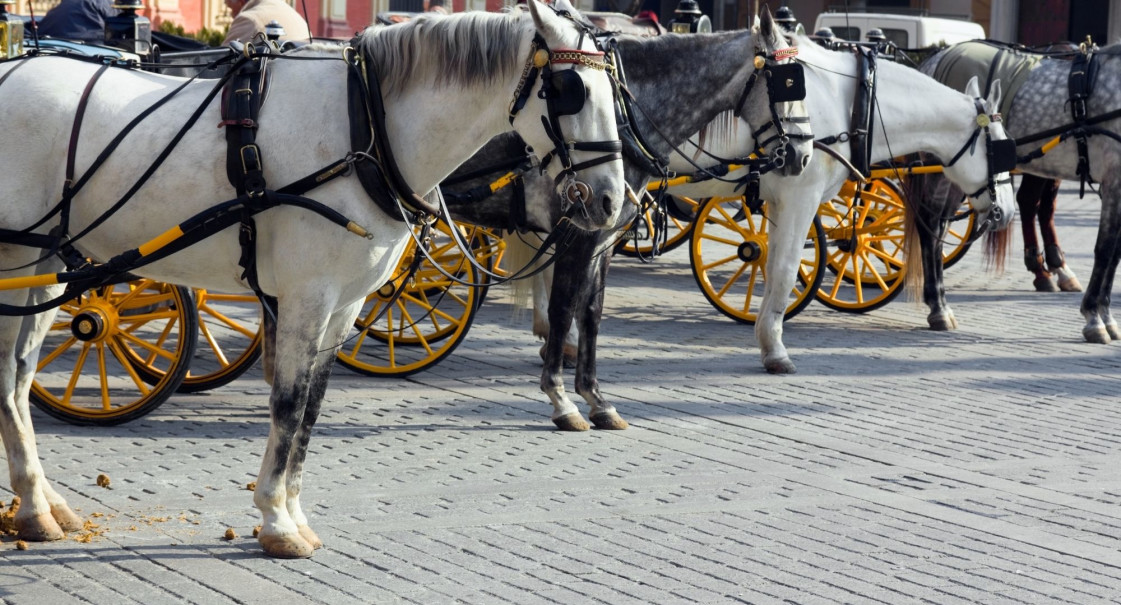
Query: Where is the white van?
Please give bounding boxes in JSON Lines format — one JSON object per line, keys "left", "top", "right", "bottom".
{"left": 813, "top": 12, "right": 985, "bottom": 48}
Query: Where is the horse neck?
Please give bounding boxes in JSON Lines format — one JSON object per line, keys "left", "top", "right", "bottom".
{"left": 386, "top": 77, "right": 519, "bottom": 195}
{"left": 867, "top": 59, "right": 979, "bottom": 165}
{"left": 616, "top": 31, "right": 757, "bottom": 156}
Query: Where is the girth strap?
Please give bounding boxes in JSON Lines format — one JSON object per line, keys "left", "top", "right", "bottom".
{"left": 1068, "top": 48, "right": 1098, "bottom": 197}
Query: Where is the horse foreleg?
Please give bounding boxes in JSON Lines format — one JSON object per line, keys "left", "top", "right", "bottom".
{"left": 254, "top": 296, "right": 335, "bottom": 558}
{"left": 755, "top": 199, "right": 818, "bottom": 373}
{"left": 1, "top": 280, "right": 81, "bottom": 540}
{"left": 540, "top": 235, "right": 593, "bottom": 431}
{"left": 916, "top": 195, "right": 956, "bottom": 331}
{"left": 574, "top": 249, "right": 626, "bottom": 430}
{"left": 1036, "top": 179, "right": 1083, "bottom": 292}
{"left": 280, "top": 299, "right": 360, "bottom": 552}
{"left": 531, "top": 265, "right": 577, "bottom": 367}
{"left": 1081, "top": 176, "right": 1121, "bottom": 343}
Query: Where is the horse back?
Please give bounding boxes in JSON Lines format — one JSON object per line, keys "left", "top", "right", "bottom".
{"left": 932, "top": 41, "right": 1042, "bottom": 117}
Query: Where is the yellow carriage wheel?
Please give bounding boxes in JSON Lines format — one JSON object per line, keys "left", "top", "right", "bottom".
{"left": 816, "top": 179, "right": 908, "bottom": 313}
{"left": 179, "top": 290, "right": 263, "bottom": 392}
{"left": 941, "top": 197, "right": 976, "bottom": 269}
{"left": 615, "top": 195, "right": 701, "bottom": 257}
{"left": 689, "top": 197, "right": 826, "bottom": 325}
{"left": 335, "top": 222, "right": 493, "bottom": 377}
{"left": 125, "top": 289, "right": 263, "bottom": 393}
{"left": 30, "top": 280, "right": 197, "bottom": 426}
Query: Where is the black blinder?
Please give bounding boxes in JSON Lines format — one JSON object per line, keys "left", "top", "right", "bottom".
{"left": 546, "top": 68, "right": 587, "bottom": 116}
{"left": 765, "top": 62, "right": 806, "bottom": 103}
{"left": 989, "top": 137, "right": 1018, "bottom": 174}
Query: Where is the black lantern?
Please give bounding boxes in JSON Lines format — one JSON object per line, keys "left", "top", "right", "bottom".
{"left": 669, "top": 0, "right": 711, "bottom": 34}
{"left": 0, "top": 0, "right": 23, "bottom": 59}
{"left": 265, "top": 20, "right": 285, "bottom": 42}
{"left": 105, "top": 0, "right": 152, "bottom": 56}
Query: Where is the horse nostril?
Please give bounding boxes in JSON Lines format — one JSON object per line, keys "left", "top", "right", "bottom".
{"left": 801, "top": 155, "right": 810, "bottom": 169}
{"left": 602, "top": 194, "right": 614, "bottom": 216}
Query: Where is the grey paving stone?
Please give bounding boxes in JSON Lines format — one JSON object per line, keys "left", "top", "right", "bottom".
{"left": 3, "top": 184, "right": 1121, "bottom": 604}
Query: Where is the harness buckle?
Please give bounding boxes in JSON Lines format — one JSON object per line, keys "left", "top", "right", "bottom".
{"left": 240, "top": 144, "right": 263, "bottom": 175}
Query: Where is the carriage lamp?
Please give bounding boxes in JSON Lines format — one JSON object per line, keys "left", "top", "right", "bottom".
{"left": 0, "top": 0, "right": 24, "bottom": 60}
{"left": 669, "top": 0, "right": 711, "bottom": 34}
{"left": 105, "top": 0, "right": 152, "bottom": 57}
{"left": 265, "top": 20, "right": 285, "bottom": 42}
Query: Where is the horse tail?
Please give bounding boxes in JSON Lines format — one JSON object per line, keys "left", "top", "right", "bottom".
{"left": 982, "top": 220, "right": 1013, "bottom": 273}
{"left": 501, "top": 232, "right": 550, "bottom": 321}
{"left": 901, "top": 172, "right": 927, "bottom": 304}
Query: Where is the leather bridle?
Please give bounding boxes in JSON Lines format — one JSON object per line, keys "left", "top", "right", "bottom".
{"left": 508, "top": 30, "right": 624, "bottom": 219}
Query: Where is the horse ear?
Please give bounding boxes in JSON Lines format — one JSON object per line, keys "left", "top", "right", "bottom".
{"left": 551, "top": 0, "right": 577, "bottom": 14}
{"left": 759, "top": 5, "right": 775, "bottom": 39}
{"left": 988, "top": 79, "right": 1003, "bottom": 113}
{"left": 528, "top": 0, "right": 561, "bottom": 37}
{"left": 963, "top": 75, "right": 980, "bottom": 98}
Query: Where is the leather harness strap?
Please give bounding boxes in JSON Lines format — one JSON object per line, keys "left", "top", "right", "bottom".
{"left": 1068, "top": 48, "right": 1096, "bottom": 196}
{"left": 349, "top": 45, "right": 441, "bottom": 220}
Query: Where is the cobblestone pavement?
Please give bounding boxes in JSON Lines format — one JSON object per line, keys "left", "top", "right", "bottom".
{"left": 3, "top": 183, "right": 1121, "bottom": 604}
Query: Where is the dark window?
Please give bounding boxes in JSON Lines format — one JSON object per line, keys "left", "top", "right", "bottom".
{"left": 1069, "top": 0, "right": 1108, "bottom": 45}
{"left": 831, "top": 26, "right": 860, "bottom": 41}
{"left": 390, "top": 0, "right": 424, "bottom": 12}
{"left": 880, "top": 28, "right": 909, "bottom": 47}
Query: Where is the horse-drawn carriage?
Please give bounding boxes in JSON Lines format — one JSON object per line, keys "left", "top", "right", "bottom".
{"left": 27, "top": 11, "right": 998, "bottom": 427}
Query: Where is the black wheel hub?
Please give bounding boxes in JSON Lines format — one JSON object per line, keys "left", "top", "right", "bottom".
{"left": 71, "top": 310, "right": 107, "bottom": 342}
{"left": 738, "top": 241, "right": 762, "bottom": 262}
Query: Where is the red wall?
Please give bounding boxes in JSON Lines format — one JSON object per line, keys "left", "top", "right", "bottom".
{"left": 153, "top": 0, "right": 500, "bottom": 41}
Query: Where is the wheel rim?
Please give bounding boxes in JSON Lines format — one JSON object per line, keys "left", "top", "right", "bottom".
{"left": 689, "top": 197, "right": 822, "bottom": 325}
{"left": 31, "top": 280, "right": 195, "bottom": 423}
{"left": 336, "top": 222, "right": 486, "bottom": 376}
{"left": 182, "top": 290, "right": 263, "bottom": 391}
{"left": 816, "top": 179, "right": 908, "bottom": 312}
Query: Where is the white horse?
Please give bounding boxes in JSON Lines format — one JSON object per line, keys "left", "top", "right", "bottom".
{"left": 0, "top": 2, "right": 624, "bottom": 558}
{"left": 670, "top": 38, "right": 1017, "bottom": 373}
{"left": 530, "top": 35, "right": 1018, "bottom": 381}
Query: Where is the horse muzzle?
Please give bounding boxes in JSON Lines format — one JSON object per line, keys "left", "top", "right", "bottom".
{"left": 557, "top": 177, "right": 622, "bottom": 231}
{"left": 782, "top": 142, "right": 812, "bottom": 176}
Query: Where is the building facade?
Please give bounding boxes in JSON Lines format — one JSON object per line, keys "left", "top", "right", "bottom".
{"left": 13, "top": 0, "right": 597, "bottom": 41}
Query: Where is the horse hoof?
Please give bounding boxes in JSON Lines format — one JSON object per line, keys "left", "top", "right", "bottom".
{"left": 17, "top": 514, "right": 66, "bottom": 541}
{"left": 927, "top": 310, "right": 958, "bottom": 331}
{"left": 764, "top": 358, "right": 796, "bottom": 374}
{"left": 553, "top": 412, "right": 590, "bottom": 432}
{"left": 590, "top": 411, "right": 629, "bottom": 430}
{"left": 1033, "top": 276, "right": 1059, "bottom": 292}
{"left": 1082, "top": 326, "right": 1111, "bottom": 344}
{"left": 259, "top": 533, "right": 315, "bottom": 558}
{"left": 51, "top": 504, "right": 84, "bottom": 533}
{"left": 1107, "top": 323, "right": 1121, "bottom": 341}
{"left": 298, "top": 525, "right": 323, "bottom": 550}
{"left": 1058, "top": 276, "right": 1083, "bottom": 292}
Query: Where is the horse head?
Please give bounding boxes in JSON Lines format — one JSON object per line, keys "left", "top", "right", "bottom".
{"left": 944, "top": 76, "right": 1016, "bottom": 236}
{"left": 516, "top": 0, "right": 626, "bottom": 231}
{"left": 744, "top": 7, "right": 813, "bottom": 176}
